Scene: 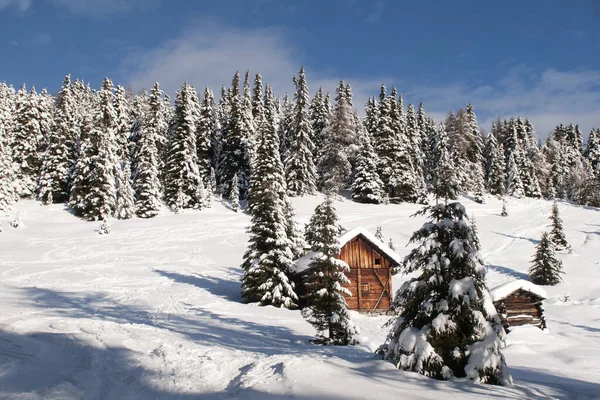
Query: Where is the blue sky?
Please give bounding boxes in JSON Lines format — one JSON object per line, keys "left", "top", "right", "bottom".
{"left": 1, "top": 0, "right": 599, "bottom": 137}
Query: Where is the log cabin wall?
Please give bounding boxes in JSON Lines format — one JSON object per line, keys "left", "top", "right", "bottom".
{"left": 493, "top": 289, "right": 546, "bottom": 331}
{"left": 338, "top": 236, "right": 393, "bottom": 311}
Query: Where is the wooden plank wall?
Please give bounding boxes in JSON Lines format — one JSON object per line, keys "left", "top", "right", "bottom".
{"left": 494, "top": 289, "right": 546, "bottom": 330}
{"left": 338, "top": 236, "right": 393, "bottom": 311}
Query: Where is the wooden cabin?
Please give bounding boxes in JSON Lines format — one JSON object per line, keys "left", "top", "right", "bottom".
{"left": 490, "top": 280, "right": 547, "bottom": 332}
{"left": 292, "top": 227, "right": 401, "bottom": 312}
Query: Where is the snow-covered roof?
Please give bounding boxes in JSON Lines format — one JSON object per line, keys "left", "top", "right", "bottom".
{"left": 292, "top": 227, "right": 403, "bottom": 274}
{"left": 490, "top": 280, "right": 548, "bottom": 302}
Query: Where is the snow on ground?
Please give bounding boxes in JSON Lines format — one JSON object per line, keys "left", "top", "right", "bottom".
{"left": 0, "top": 195, "right": 599, "bottom": 399}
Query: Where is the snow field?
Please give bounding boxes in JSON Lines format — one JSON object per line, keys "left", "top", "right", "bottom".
{"left": 0, "top": 195, "right": 599, "bottom": 399}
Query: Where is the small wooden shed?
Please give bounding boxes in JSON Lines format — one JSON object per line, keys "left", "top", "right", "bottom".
{"left": 490, "top": 280, "right": 547, "bottom": 332}
{"left": 292, "top": 227, "right": 401, "bottom": 312}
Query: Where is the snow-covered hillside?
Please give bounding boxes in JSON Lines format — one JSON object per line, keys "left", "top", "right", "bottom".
{"left": 1, "top": 195, "right": 599, "bottom": 399}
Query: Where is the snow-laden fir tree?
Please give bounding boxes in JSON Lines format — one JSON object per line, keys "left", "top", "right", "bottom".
{"left": 302, "top": 195, "right": 358, "bottom": 345}
{"left": 278, "top": 94, "right": 293, "bottom": 164}
{"left": 12, "top": 86, "right": 51, "bottom": 197}
{"left": 501, "top": 199, "right": 508, "bottom": 217}
{"left": 0, "top": 133, "right": 18, "bottom": 213}
{"left": 147, "top": 82, "right": 169, "bottom": 182}
{"left": 230, "top": 173, "right": 240, "bottom": 212}
{"left": 240, "top": 90, "right": 297, "bottom": 308}
{"left": 405, "top": 103, "right": 427, "bottom": 199}
{"left": 251, "top": 72, "right": 263, "bottom": 120}
{"left": 196, "top": 87, "right": 216, "bottom": 181}
{"left": 351, "top": 130, "right": 385, "bottom": 204}
{"left": 115, "top": 161, "right": 135, "bottom": 219}
{"left": 505, "top": 153, "right": 524, "bottom": 198}
{"left": 375, "top": 226, "right": 385, "bottom": 242}
{"left": 585, "top": 128, "right": 600, "bottom": 177}
{"left": 483, "top": 134, "right": 506, "bottom": 196}
{"left": 163, "top": 83, "right": 202, "bottom": 209}
{"left": 240, "top": 71, "right": 256, "bottom": 164}
{"left": 388, "top": 238, "right": 396, "bottom": 251}
{"left": 471, "top": 215, "right": 482, "bottom": 251}
{"left": 372, "top": 85, "right": 419, "bottom": 202}
{"left": 529, "top": 231, "right": 564, "bottom": 285}
{"left": 209, "top": 166, "right": 217, "bottom": 194}
{"left": 380, "top": 202, "right": 512, "bottom": 385}
{"left": 218, "top": 72, "right": 251, "bottom": 198}
{"left": 69, "top": 111, "right": 117, "bottom": 221}
{"left": 317, "top": 80, "right": 355, "bottom": 193}
{"left": 286, "top": 67, "right": 317, "bottom": 196}
{"left": 38, "top": 75, "right": 78, "bottom": 204}
{"left": 309, "top": 87, "right": 331, "bottom": 156}
{"left": 549, "top": 202, "right": 569, "bottom": 251}
{"left": 113, "top": 84, "right": 132, "bottom": 163}
{"left": 131, "top": 105, "right": 162, "bottom": 219}
{"left": 432, "top": 123, "right": 459, "bottom": 202}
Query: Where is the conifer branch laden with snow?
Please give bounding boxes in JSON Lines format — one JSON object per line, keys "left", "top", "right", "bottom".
{"left": 380, "top": 202, "right": 512, "bottom": 385}
{"left": 549, "top": 202, "right": 570, "bottom": 251}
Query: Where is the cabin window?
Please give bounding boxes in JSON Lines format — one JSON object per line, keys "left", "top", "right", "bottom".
{"left": 361, "top": 283, "right": 370, "bottom": 295}
{"left": 374, "top": 258, "right": 382, "bottom": 265}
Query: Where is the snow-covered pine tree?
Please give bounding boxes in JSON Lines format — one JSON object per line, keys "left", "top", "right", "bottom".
{"left": 549, "top": 202, "right": 570, "bottom": 251}
{"left": 164, "top": 83, "right": 202, "bottom": 209}
{"left": 230, "top": 173, "right": 240, "bottom": 212}
{"left": 286, "top": 66, "right": 317, "bottom": 196}
{"left": 218, "top": 72, "right": 251, "bottom": 198}
{"left": 38, "top": 75, "right": 78, "bottom": 204}
{"left": 363, "top": 97, "right": 379, "bottom": 138}
{"left": 302, "top": 195, "right": 358, "bottom": 345}
{"left": 278, "top": 94, "right": 293, "bottom": 164}
{"left": 69, "top": 111, "right": 117, "bottom": 221}
{"left": 0, "top": 131, "right": 18, "bottom": 212}
{"left": 113, "top": 84, "right": 132, "bottom": 163}
{"left": 317, "top": 80, "right": 355, "bottom": 193}
{"left": 379, "top": 87, "right": 420, "bottom": 202}
{"left": 585, "top": 128, "right": 600, "bottom": 177}
{"left": 99, "top": 218, "right": 111, "bottom": 235}
{"left": 529, "top": 231, "right": 564, "bottom": 286}
{"left": 251, "top": 72, "right": 263, "bottom": 120}
{"left": 483, "top": 134, "right": 506, "bottom": 196}
{"left": 147, "top": 82, "right": 169, "bottom": 183}
{"left": 422, "top": 117, "right": 439, "bottom": 191}
{"left": 196, "top": 87, "right": 215, "bottom": 181}
{"left": 11, "top": 86, "right": 50, "bottom": 197}
{"left": 115, "top": 161, "right": 135, "bottom": 219}
{"left": 351, "top": 130, "right": 385, "bottom": 203}
{"left": 432, "top": 123, "right": 459, "bottom": 202}
{"left": 309, "top": 87, "right": 331, "bottom": 156}
{"left": 505, "top": 153, "right": 524, "bottom": 198}
{"left": 375, "top": 226, "right": 384, "bottom": 242}
{"left": 241, "top": 71, "right": 257, "bottom": 165}
{"left": 209, "top": 166, "right": 217, "bottom": 193}
{"left": 241, "top": 89, "right": 297, "bottom": 308}
{"left": 380, "top": 202, "right": 512, "bottom": 385}
{"left": 501, "top": 199, "right": 508, "bottom": 217}
{"left": 471, "top": 214, "right": 482, "bottom": 251}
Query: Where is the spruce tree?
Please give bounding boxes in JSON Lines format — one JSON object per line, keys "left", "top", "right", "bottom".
{"left": 147, "top": 82, "right": 169, "bottom": 183}
{"left": 12, "top": 86, "right": 49, "bottom": 197}
{"left": 164, "top": 83, "right": 202, "bottom": 209}
{"left": 113, "top": 84, "right": 132, "bottom": 163}
{"left": 286, "top": 66, "right": 317, "bottom": 196}
{"left": 197, "top": 87, "right": 215, "bottom": 181}
{"left": 302, "top": 195, "right": 358, "bottom": 345}
{"left": 585, "top": 128, "right": 600, "bottom": 177}
{"left": 549, "top": 202, "right": 570, "bottom": 251}
{"left": 375, "top": 226, "right": 384, "bottom": 242}
{"left": 483, "top": 134, "right": 506, "bottom": 196}
{"left": 388, "top": 238, "right": 396, "bottom": 251}
{"left": 241, "top": 92, "right": 297, "bottom": 308}
{"left": 0, "top": 134, "right": 18, "bottom": 212}
{"left": 317, "top": 80, "right": 354, "bottom": 192}
{"left": 131, "top": 105, "right": 162, "bottom": 219}
{"left": 69, "top": 112, "right": 117, "bottom": 221}
{"left": 506, "top": 153, "right": 524, "bottom": 198}
{"left": 432, "top": 123, "right": 458, "bottom": 202}
{"left": 501, "top": 199, "right": 508, "bottom": 217}
{"left": 241, "top": 71, "right": 257, "bottom": 165}
{"left": 529, "top": 232, "right": 564, "bottom": 286}
{"left": 230, "top": 173, "right": 240, "bottom": 212}
{"left": 115, "top": 161, "right": 135, "bottom": 219}
{"left": 309, "top": 87, "right": 331, "bottom": 155}
{"left": 38, "top": 75, "right": 78, "bottom": 203}
{"left": 380, "top": 202, "right": 511, "bottom": 385}
{"left": 471, "top": 215, "right": 482, "bottom": 251}
{"left": 351, "top": 131, "right": 385, "bottom": 204}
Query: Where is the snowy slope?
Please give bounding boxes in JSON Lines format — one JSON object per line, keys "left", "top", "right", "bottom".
{"left": 0, "top": 195, "right": 599, "bottom": 399}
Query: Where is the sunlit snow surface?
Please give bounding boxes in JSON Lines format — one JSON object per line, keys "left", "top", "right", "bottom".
{"left": 1, "top": 195, "right": 599, "bottom": 399}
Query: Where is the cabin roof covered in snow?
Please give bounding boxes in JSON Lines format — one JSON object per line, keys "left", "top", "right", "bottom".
{"left": 291, "top": 227, "right": 403, "bottom": 274}
{"left": 490, "top": 279, "right": 548, "bottom": 302}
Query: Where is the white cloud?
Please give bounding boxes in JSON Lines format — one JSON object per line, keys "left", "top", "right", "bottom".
{"left": 123, "top": 21, "right": 599, "bottom": 140}
{"left": 49, "top": 0, "right": 159, "bottom": 16}
{"left": 403, "top": 66, "right": 600, "bottom": 139}
{"left": 0, "top": 0, "right": 31, "bottom": 11}
{"left": 122, "top": 21, "right": 390, "bottom": 110}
